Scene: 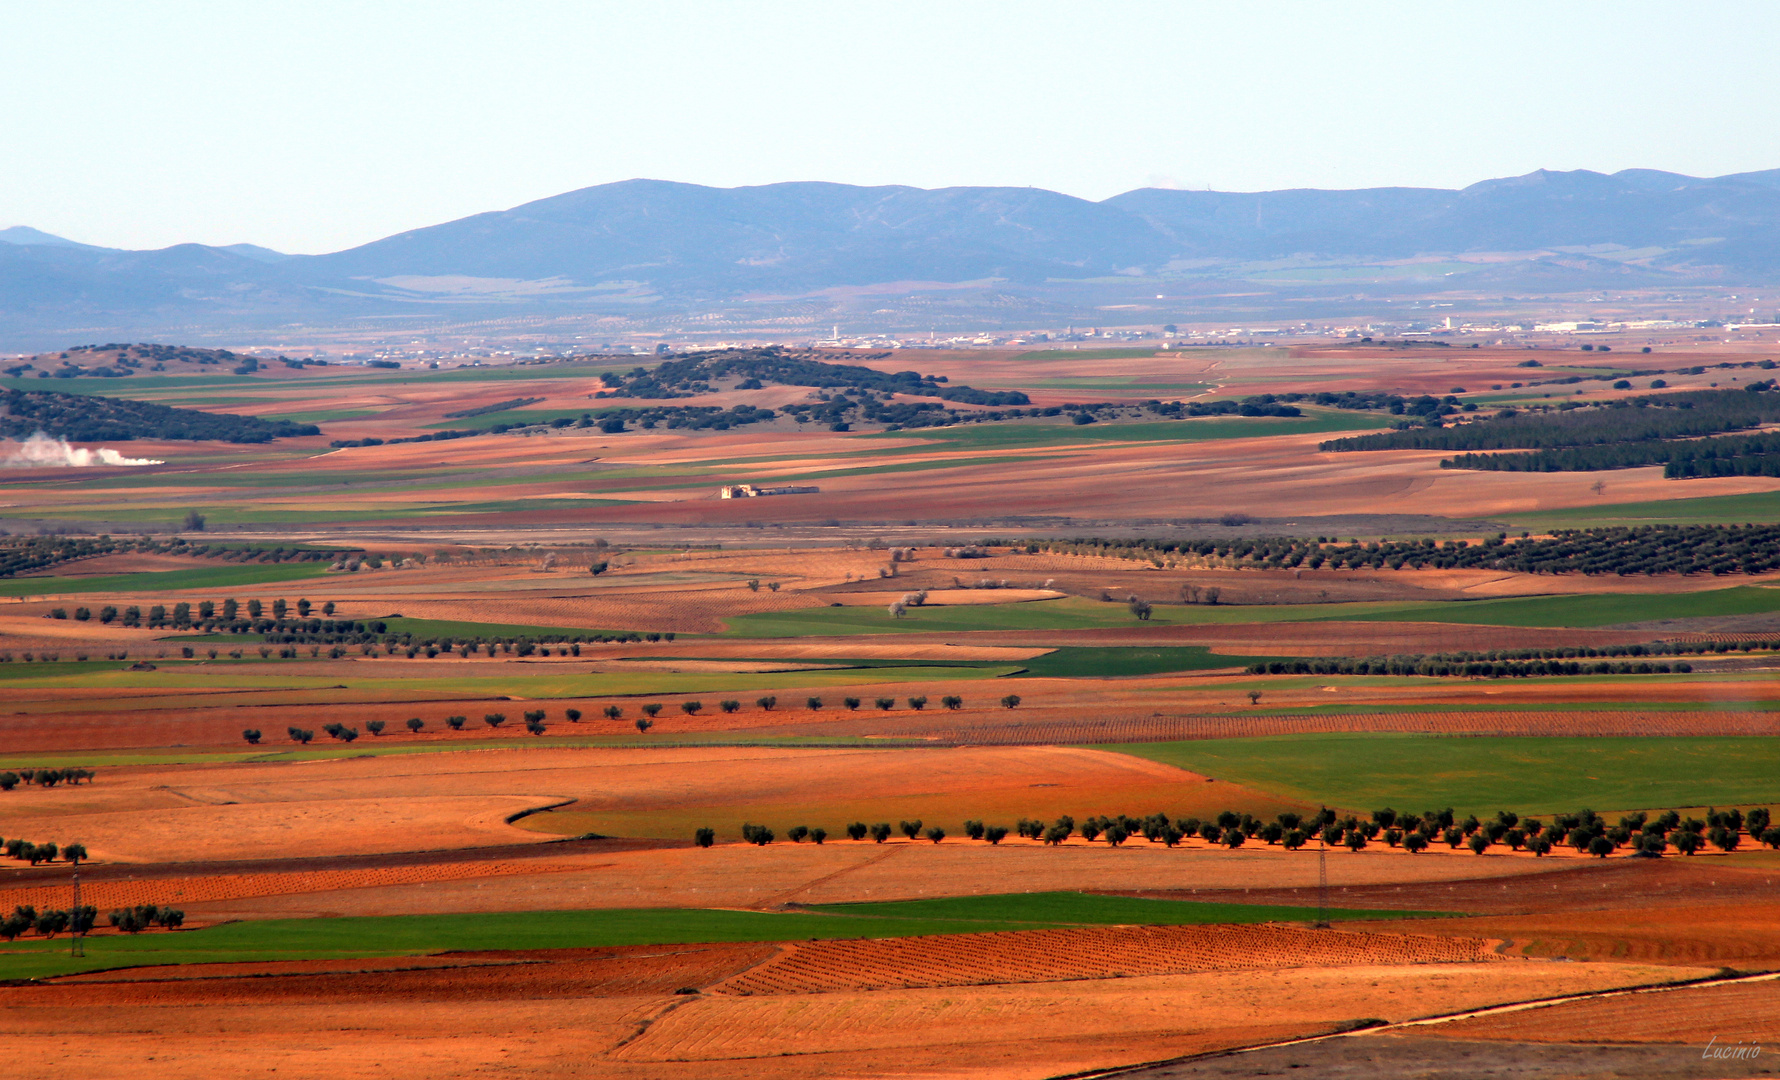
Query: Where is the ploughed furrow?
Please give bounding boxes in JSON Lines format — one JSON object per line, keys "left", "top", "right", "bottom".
{"left": 717, "top": 923, "right": 1500, "bottom": 995}
{"left": 0, "top": 859, "right": 590, "bottom": 916}
{"left": 869, "top": 709, "right": 1780, "bottom": 745}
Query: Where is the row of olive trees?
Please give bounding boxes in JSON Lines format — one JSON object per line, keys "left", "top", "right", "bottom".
{"left": 0, "top": 768, "right": 95, "bottom": 791}
{"left": 248, "top": 690, "right": 1018, "bottom": 749}
{"left": 0, "top": 904, "right": 97, "bottom": 940}
{"left": 694, "top": 805, "right": 1778, "bottom": 856}
{"left": 247, "top": 688, "right": 1034, "bottom": 749}
{"left": 109, "top": 904, "right": 184, "bottom": 933}
{"left": 3, "top": 839, "right": 86, "bottom": 865}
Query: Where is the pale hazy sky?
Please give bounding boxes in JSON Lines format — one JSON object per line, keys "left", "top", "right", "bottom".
{"left": 6, "top": 1, "right": 1779, "bottom": 253}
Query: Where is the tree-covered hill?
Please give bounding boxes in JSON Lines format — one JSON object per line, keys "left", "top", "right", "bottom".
{"left": 1323, "top": 388, "right": 1780, "bottom": 454}
{"left": 596, "top": 348, "right": 1030, "bottom": 407}
{"left": 0, "top": 389, "right": 319, "bottom": 443}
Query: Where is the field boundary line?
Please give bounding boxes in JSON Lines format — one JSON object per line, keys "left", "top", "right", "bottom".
{"left": 503, "top": 796, "right": 578, "bottom": 824}
{"left": 1047, "top": 967, "right": 1780, "bottom": 1079}
{"left": 761, "top": 845, "right": 905, "bottom": 909}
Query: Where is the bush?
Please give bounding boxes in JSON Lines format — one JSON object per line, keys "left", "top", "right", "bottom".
{"left": 635, "top": 718, "right": 654, "bottom": 733}
{"left": 907, "top": 696, "right": 927, "bottom": 710}
{"left": 366, "top": 720, "right": 385, "bottom": 735}
{"left": 941, "top": 695, "right": 962, "bottom": 710}
{"left": 805, "top": 697, "right": 823, "bottom": 710}
{"left": 984, "top": 825, "right": 1009, "bottom": 845}
{"left": 870, "top": 823, "right": 893, "bottom": 843}
{"left": 755, "top": 696, "right": 777, "bottom": 711}
{"left": 641, "top": 703, "right": 662, "bottom": 718}
{"left": 999, "top": 694, "right": 1021, "bottom": 709}
{"left": 899, "top": 820, "right": 923, "bottom": 840}
{"left": 719, "top": 700, "right": 740, "bottom": 713}
{"left": 843, "top": 697, "right": 861, "bottom": 711}
{"left": 846, "top": 822, "right": 869, "bottom": 841}
{"left": 924, "top": 827, "right": 946, "bottom": 844}
{"left": 241, "top": 729, "right": 261, "bottom": 744}
{"left": 875, "top": 697, "right": 896, "bottom": 710}
{"left": 680, "top": 701, "right": 703, "bottom": 715}
{"left": 484, "top": 713, "right": 506, "bottom": 728}
{"left": 787, "top": 826, "right": 810, "bottom": 843}
{"left": 810, "top": 827, "right": 827, "bottom": 844}
{"left": 694, "top": 827, "right": 715, "bottom": 848}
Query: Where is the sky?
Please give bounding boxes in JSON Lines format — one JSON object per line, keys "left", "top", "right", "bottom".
{"left": 5, "top": 1, "right": 1780, "bottom": 254}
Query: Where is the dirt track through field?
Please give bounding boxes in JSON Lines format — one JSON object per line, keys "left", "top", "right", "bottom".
{"left": 716, "top": 924, "right": 1503, "bottom": 995}
{"left": 849, "top": 708, "right": 1780, "bottom": 744}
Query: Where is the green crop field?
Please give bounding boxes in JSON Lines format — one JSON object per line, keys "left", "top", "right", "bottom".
{"left": 0, "top": 561, "right": 333, "bottom": 598}
{"left": 1325, "top": 585, "right": 1780, "bottom": 628}
{"left": 1010, "top": 348, "right": 1168, "bottom": 361}
{"left": 805, "top": 891, "right": 1445, "bottom": 926}
{"left": 1509, "top": 490, "right": 1780, "bottom": 529}
{"left": 0, "top": 734, "right": 918, "bottom": 773}
{"left": 0, "top": 661, "right": 1019, "bottom": 702}
{"left": 1016, "top": 646, "right": 1277, "bottom": 678}
{"left": 874, "top": 410, "right": 1387, "bottom": 451}
{"left": 267, "top": 408, "right": 384, "bottom": 423}
{"left": 723, "top": 595, "right": 1406, "bottom": 636}
{"left": 1104, "top": 734, "right": 1780, "bottom": 817}
{"left": 379, "top": 616, "right": 633, "bottom": 639}
{"left": 0, "top": 893, "right": 1438, "bottom": 980}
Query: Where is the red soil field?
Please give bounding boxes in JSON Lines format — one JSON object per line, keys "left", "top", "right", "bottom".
{"left": 0, "top": 857, "right": 594, "bottom": 921}
{"left": 1418, "top": 976, "right": 1780, "bottom": 1045}
{"left": 850, "top": 708, "right": 1780, "bottom": 745}
{"left": 615, "top": 962, "right": 1694, "bottom": 1073}
{"left": 1388, "top": 902, "right": 1780, "bottom": 970}
{"left": 717, "top": 923, "right": 1502, "bottom": 995}
{"left": 0, "top": 951, "right": 1694, "bottom": 1080}
{"left": 1131, "top": 856, "right": 1780, "bottom": 916}
{"left": 163, "top": 834, "right": 1561, "bottom": 924}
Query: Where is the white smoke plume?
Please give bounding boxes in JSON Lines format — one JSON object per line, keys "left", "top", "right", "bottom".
{"left": 0, "top": 432, "right": 164, "bottom": 467}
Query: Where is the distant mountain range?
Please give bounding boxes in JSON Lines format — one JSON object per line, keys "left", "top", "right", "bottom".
{"left": 5, "top": 168, "right": 1780, "bottom": 347}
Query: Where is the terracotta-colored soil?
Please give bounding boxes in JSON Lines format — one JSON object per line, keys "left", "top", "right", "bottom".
{"left": 717, "top": 923, "right": 1501, "bottom": 995}
{"left": 0, "top": 954, "right": 1693, "bottom": 1080}
{"left": 1390, "top": 902, "right": 1780, "bottom": 969}
{"left": 0, "top": 857, "right": 593, "bottom": 920}
{"left": 1127, "top": 856, "right": 1780, "bottom": 916}
{"left": 849, "top": 708, "right": 1780, "bottom": 745}
{"left": 1419, "top": 976, "right": 1780, "bottom": 1045}
{"left": 613, "top": 963, "right": 1694, "bottom": 1071}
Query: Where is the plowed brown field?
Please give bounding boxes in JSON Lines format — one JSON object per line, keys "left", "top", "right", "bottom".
{"left": 858, "top": 708, "right": 1780, "bottom": 745}
{"left": 0, "top": 858, "right": 591, "bottom": 919}
{"left": 615, "top": 963, "right": 1697, "bottom": 1070}
{"left": 0, "top": 950, "right": 1698, "bottom": 1080}
{"left": 1389, "top": 902, "right": 1780, "bottom": 969}
{"left": 1419, "top": 976, "right": 1780, "bottom": 1045}
{"left": 718, "top": 924, "right": 1501, "bottom": 995}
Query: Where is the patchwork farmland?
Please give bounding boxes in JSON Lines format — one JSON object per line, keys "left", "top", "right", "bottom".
{"left": 0, "top": 340, "right": 1777, "bottom": 1079}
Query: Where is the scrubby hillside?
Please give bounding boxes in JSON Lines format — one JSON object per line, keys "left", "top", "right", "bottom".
{"left": 0, "top": 388, "right": 319, "bottom": 443}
